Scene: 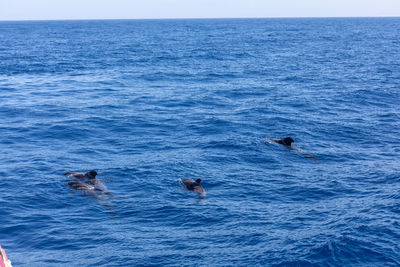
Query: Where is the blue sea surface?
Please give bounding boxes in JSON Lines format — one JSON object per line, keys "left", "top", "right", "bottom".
{"left": 0, "top": 18, "right": 400, "bottom": 266}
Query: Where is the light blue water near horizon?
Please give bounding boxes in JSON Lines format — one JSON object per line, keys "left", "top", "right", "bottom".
{"left": 0, "top": 18, "right": 400, "bottom": 266}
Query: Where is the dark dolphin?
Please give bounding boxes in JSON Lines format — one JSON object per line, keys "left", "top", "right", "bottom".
{"left": 266, "top": 137, "right": 317, "bottom": 161}
{"left": 269, "top": 137, "right": 294, "bottom": 147}
{"left": 180, "top": 178, "right": 206, "bottom": 198}
{"left": 64, "top": 170, "right": 108, "bottom": 191}
{"left": 64, "top": 170, "right": 98, "bottom": 179}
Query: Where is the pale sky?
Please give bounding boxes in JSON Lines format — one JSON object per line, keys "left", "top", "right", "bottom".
{"left": 0, "top": 0, "right": 399, "bottom": 21}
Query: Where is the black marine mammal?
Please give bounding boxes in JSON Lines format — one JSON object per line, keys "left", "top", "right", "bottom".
{"left": 272, "top": 137, "right": 294, "bottom": 147}
{"left": 266, "top": 136, "right": 317, "bottom": 160}
{"left": 180, "top": 178, "right": 206, "bottom": 197}
{"left": 67, "top": 181, "right": 103, "bottom": 191}
{"left": 64, "top": 170, "right": 98, "bottom": 179}
{"left": 65, "top": 170, "right": 108, "bottom": 191}
{"left": 184, "top": 178, "right": 202, "bottom": 191}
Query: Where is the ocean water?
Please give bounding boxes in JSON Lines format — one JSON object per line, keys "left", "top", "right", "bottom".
{"left": 0, "top": 18, "right": 399, "bottom": 266}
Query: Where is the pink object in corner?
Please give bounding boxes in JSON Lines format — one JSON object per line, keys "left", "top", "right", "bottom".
{"left": 0, "top": 246, "right": 12, "bottom": 267}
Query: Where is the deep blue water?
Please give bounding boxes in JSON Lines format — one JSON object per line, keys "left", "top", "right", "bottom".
{"left": 0, "top": 18, "right": 400, "bottom": 266}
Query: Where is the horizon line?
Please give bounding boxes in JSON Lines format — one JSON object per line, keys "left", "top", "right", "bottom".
{"left": 0, "top": 15, "right": 399, "bottom": 22}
